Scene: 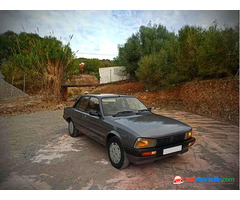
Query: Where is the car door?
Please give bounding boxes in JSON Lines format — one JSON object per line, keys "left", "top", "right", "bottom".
{"left": 84, "top": 97, "right": 107, "bottom": 144}
{"left": 72, "top": 96, "right": 89, "bottom": 134}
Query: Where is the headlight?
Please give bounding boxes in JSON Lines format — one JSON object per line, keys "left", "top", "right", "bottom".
{"left": 185, "top": 130, "right": 192, "bottom": 140}
{"left": 134, "top": 138, "right": 157, "bottom": 149}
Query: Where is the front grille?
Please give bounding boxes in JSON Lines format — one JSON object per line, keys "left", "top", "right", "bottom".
{"left": 157, "top": 134, "right": 185, "bottom": 147}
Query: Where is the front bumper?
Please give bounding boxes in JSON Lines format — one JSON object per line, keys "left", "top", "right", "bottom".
{"left": 124, "top": 137, "right": 195, "bottom": 164}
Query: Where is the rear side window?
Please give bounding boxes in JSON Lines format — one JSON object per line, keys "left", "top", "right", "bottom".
{"left": 86, "top": 97, "right": 100, "bottom": 113}
{"left": 75, "top": 96, "right": 89, "bottom": 111}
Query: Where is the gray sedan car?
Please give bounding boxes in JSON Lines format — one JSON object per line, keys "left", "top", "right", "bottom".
{"left": 63, "top": 94, "right": 195, "bottom": 169}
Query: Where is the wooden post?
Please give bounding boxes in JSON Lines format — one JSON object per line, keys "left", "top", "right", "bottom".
{"left": 41, "top": 77, "right": 44, "bottom": 92}
{"left": 11, "top": 75, "right": 14, "bottom": 97}
{"left": 23, "top": 74, "right": 26, "bottom": 93}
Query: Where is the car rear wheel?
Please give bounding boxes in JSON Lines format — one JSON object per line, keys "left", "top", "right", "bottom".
{"left": 108, "top": 136, "right": 129, "bottom": 169}
{"left": 68, "top": 119, "right": 80, "bottom": 137}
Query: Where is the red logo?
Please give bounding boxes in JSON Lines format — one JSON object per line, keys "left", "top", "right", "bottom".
{"left": 173, "top": 176, "right": 184, "bottom": 184}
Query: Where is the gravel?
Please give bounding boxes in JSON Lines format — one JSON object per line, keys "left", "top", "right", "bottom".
{"left": 0, "top": 73, "right": 28, "bottom": 103}
{"left": 0, "top": 109, "right": 238, "bottom": 189}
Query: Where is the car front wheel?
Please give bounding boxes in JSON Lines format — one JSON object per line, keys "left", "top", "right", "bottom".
{"left": 108, "top": 136, "right": 129, "bottom": 169}
{"left": 68, "top": 119, "right": 80, "bottom": 137}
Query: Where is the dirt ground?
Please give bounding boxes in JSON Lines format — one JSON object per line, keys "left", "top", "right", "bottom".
{"left": 0, "top": 109, "right": 238, "bottom": 190}
{"left": 0, "top": 95, "right": 74, "bottom": 116}
{"left": 1, "top": 79, "right": 238, "bottom": 125}
{"left": 93, "top": 81, "right": 144, "bottom": 94}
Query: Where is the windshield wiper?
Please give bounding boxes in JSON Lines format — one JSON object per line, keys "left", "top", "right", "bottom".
{"left": 113, "top": 110, "right": 135, "bottom": 117}
{"left": 137, "top": 108, "right": 150, "bottom": 113}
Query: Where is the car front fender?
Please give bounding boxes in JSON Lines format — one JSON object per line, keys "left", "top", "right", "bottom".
{"left": 105, "top": 130, "right": 122, "bottom": 145}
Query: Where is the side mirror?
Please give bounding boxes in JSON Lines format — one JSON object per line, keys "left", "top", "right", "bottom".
{"left": 75, "top": 96, "right": 80, "bottom": 101}
{"left": 89, "top": 110, "right": 101, "bottom": 117}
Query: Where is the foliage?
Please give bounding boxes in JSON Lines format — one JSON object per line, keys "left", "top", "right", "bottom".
{"left": 0, "top": 31, "right": 17, "bottom": 65}
{"left": 176, "top": 26, "right": 203, "bottom": 81}
{"left": 115, "top": 34, "right": 141, "bottom": 79}
{"left": 0, "top": 30, "right": 115, "bottom": 98}
{"left": 66, "top": 58, "right": 114, "bottom": 80}
{"left": 197, "top": 25, "right": 239, "bottom": 78}
{"left": 139, "top": 24, "right": 175, "bottom": 56}
{"left": 137, "top": 38, "right": 178, "bottom": 90}
{"left": 0, "top": 32, "right": 75, "bottom": 101}
{"left": 115, "top": 22, "right": 239, "bottom": 90}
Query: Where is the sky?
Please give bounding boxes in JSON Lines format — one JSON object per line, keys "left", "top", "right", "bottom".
{"left": 0, "top": 10, "right": 238, "bottom": 60}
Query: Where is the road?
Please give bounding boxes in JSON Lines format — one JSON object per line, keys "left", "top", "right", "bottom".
{"left": 0, "top": 109, "right": 238, "bottom": 189}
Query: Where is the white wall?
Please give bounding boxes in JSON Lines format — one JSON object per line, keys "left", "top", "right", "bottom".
{"left": 99, "top": 66, "right": 129, "bottom": 84}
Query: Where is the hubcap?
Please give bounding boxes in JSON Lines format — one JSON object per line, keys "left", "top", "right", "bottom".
{"left": 109, "top": 142, "right": 121, "bottom": 164}
{"left": 69, "top": 121, "right": 74, "bottom": 134}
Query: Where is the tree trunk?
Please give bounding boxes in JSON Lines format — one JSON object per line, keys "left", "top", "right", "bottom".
{"left": 45, "top": 59, "right": 63, "bottom": 103}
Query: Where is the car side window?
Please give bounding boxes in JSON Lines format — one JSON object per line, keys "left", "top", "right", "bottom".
{"left": 86, "top": 97, "right": 100, "bottom": 113}
{"left": 75, "top": 97, "right": 89, "bottom": 111}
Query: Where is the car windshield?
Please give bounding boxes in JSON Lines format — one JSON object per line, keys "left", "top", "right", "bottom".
{"left": 101, "top": 97, "right": 147, "bottom": 116}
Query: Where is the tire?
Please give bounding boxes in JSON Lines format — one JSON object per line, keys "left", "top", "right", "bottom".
{"left": 68, "top": 119, "right": 80, "bottom": 137}
{"left": 107, "top": 136, "right": 129, "bottom": 169}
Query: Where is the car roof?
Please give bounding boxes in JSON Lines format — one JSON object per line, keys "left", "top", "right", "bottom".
{"left": 81, "top": 94, "right": 134, "bottom": 98}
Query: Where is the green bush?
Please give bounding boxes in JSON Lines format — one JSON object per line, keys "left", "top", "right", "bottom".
{"left": 197, "top": 26, "right": 239, "bottom": 78}
{"left": 116, "top": 22, "right": 239, "bottom": 90}
{"left": 137, "top": 50, "right": 178, "bottom": 90}
{"left": 0, "top": 32, "right": 75, "bottom": 100}
{"left": 115, "top": 34, "right": 141, "bottom": 79}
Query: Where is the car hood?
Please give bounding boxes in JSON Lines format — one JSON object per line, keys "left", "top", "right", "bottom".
{"left": 113, "top": 113, "right": 191, "bottom": 138}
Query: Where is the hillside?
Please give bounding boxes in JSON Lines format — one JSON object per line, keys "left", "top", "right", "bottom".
{"left": 0, "top": 75, "right": 238, "bottom": 125}
{"left": 93, "top": 78, "right": 239, "bottom": 125}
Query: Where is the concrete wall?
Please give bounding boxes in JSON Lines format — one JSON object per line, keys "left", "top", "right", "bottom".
{"left": 99, "top": 66, "right": 129, "bottom": 84}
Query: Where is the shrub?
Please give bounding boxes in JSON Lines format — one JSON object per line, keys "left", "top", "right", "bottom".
{"left": 137, "top": 49, "right": 178, "bottom": 90}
